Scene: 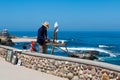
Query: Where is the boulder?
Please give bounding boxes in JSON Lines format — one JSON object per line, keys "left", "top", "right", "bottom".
{"left": 68, "top": 51, "right": 99, "bottom": 60}
{"left": 102, "top": 72, "right": 110, "bottom": 80}
{"left": 67, "top": 73, "right": 74, "bottom": 80}
{"left": 0, "top": 37, "right": 14, "bottom": 46}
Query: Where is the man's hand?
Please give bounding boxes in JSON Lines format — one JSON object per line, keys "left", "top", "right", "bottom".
{"left": 45, "top": 39, "right": 48, "bottom": 43}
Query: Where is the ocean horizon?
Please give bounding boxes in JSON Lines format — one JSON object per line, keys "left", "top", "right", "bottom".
{"left": 10, "top": 31, "right": 120, "bottom": 66}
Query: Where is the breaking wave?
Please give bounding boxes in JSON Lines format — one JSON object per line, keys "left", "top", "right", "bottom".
{"left": 60, "top": 47, "right": 116, "bottom": 57}
{"left": 98, "top": 45, "right": 114, "bottom": 48}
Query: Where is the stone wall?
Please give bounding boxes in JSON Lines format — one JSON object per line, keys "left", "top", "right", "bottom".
{"left": 0, "top": 48, "right": 7, "bottom": 58}
{"left": 0, "top": 47, "right": 120, "bottom": 80}
{"left": 17, "top": 54, "right": 120, "bottom": 80}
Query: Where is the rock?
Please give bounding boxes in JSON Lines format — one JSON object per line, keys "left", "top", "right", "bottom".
{"left": 60, "top": 67, "right": 64, "bottom": 72}
{"left": 78, "top": 70, "right": 83, "bottom": 75}
{"left": 59, "top": 72, "right": 64, "bottom": 77}
{"left": 64, "top": 66, "right": 68, "bottom": 72}
{"left": 82, "top": 65, "right": 88, "bottom": 70}
{"left": 92, "top": 76, "right": 97, "bottom": 80}
{"left": 102, "top": 72, "right": 110, "bottom": 80}
{"left": 87, "top": 65, "right": 93, "bottom": 70}
{"left": 0, "top": 37, "right": 14, "bottom": 46}
{"left": 116, "top": 73, "right": 120, "bottom": 80}
{"left": 84, "top": 73, "right": 92, "bottom": 79}
{"left": 46, "top": 70, "right": 50, "bottom": 74}
{"left": 79, "top": 75, "right": 84, "bottom": 79}
{"left": 67, "top": 73, "right": 74, "bottom": 80}
{"left": 68, "top": 50, "right": 99, "bottom": 60}
{"left": 112, "top": 72, "right": 118, "bottom": 78}
{"left": 88, "top": 74, "right": 92, "bottom": 78}
{"left": 91, "top": 68, "right": 96, "bottom": 75}
{"left": 52, "top": 71, "right": 56, "bottom": 76}
{"left": 71, "top": 76, "right": 79, "bottom": 80}
{"left": 0, "top": 39, "right": 1, "bottom": 44}
{"left": 109, "top": 73, "right": 114, "bottom": 79}
{"left": 102, "top": 69, "right": 107, "bottom": 74}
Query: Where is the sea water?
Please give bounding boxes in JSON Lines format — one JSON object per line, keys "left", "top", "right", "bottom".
{"left": 11, "top": 31, "right": 120, "bottom": 66}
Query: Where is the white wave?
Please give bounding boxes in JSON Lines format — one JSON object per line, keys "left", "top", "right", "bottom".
{"left": 98, "top": 45, "right": 114, "bottom": 48}
{"left": 51, "top": 39, "right": 67, "bottom": 44}
{"left": 50, "top": 39, "right": 67, "bottom": 42}
{"left": 60, "top": 47, "right": 116, "bottom": 57}
{"left": 56, "top": 40, "right": 67, "bottom": 42}
{"left": 98, "top": 56, "right": 120, "bottom": 61}
{"left": 98, "top": 45, "right": 109, "bottom": 48}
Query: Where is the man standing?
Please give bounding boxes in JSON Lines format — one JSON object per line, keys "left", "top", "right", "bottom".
{"left": 37, "top": 21, "right": 49, "bottom": 53}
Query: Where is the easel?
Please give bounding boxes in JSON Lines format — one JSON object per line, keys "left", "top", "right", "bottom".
{"left": 49, "top": 29, "right": 69, "bottom": 55}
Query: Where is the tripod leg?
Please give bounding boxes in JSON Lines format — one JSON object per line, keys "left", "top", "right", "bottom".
{"left": 51, "top": 46, "right": 55, "bottom": 55}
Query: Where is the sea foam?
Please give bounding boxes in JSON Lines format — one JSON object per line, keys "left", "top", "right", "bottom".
{"left": 60, "top": 47, "right": 116, "bottom": 57}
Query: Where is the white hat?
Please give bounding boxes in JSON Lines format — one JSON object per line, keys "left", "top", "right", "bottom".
{"left": 43, "top": 21, "right": 49, "bottom": 28}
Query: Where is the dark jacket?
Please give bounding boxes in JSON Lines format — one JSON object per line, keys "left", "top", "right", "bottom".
{"left": 37, "top": 25, "right": 47, "bottom": 45}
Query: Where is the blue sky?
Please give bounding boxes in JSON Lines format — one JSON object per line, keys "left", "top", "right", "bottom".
{"left": 0, "top": 0, "right": 120, "bottom": 31}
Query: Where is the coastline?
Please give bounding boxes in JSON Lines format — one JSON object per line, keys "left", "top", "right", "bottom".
{"left": 12, "top": 38, "right": 36, "bottom": 42}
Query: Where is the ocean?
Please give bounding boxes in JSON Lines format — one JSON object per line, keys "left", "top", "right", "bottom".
{"left": 10, "top": 31, "right": 120, "bottom": 66}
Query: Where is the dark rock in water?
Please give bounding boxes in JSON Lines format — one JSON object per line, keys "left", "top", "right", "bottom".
{"left": 0, "top": 38, "right": 14, "bottom": 46}
{"left": 0, "top": 39, "right": 1, "bottom": 44}
{"left": 6, "top": 40, "right": 14, "bottom": 46}
{"left": 68, "top": 53, "right": 80, "bottom": 58}
{"left": 0, "top": 29, "right": 14, "bottom": 46}
{"left": 68, "top": 51, "right": 99, "bottom": 60}
{"left": 82, "top": 51, "right": 99, "bottom": 55}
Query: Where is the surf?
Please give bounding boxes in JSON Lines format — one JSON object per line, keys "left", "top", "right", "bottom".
{"left": 98, "top": 45, "right": 114, "bottom": 48}
{"left": 60, "top": 47, "right": 116, "bottom": 57}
